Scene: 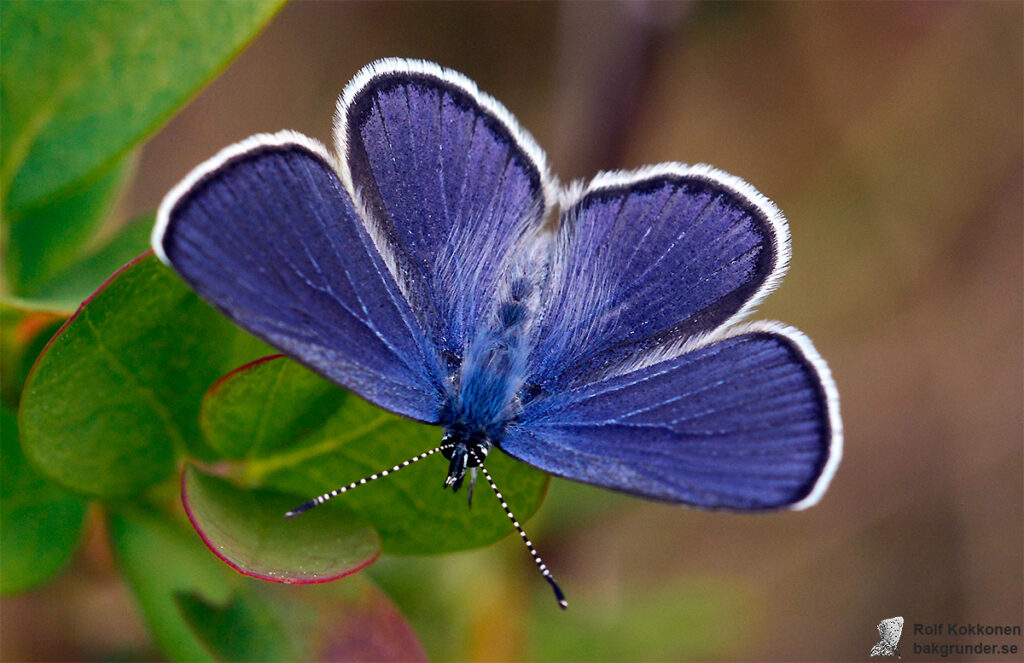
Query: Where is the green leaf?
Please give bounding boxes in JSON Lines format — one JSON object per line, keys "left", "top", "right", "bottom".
{"left": 182, "top": 465, "right": 380, "bottom": 584}
{"left": 200, "top": 356, "right": 334, "bottom": 460}
{"left": 9, "top": 214, "right": 155, "bottom": 313}
{"left": 107, "top": 504, "right": 235, "bottom": 663}
{"left": 203, "top": 356, "right": 550, "bottom": 555}
{"left": 3, "top": 157, "right": 132, "bottom": 298}
{"left": 19, "top": 254, "right": 271, "bottom": 498}
{"left": 0, "top": 406, "right": 88, "bottom": 595}
{"left": 174, "top": 590, "right": 297, "bottom": 662}
{"left": 0, "top": 0, "right": 283, "bottom": 212}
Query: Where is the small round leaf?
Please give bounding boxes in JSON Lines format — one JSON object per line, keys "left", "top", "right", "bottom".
{"left": 182, "top": 465, "right": 380, "bottom": 583}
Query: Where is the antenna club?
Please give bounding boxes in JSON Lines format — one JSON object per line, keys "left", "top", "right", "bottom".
{"left": 284, "top": 503, "right": 313, "bottom": 519}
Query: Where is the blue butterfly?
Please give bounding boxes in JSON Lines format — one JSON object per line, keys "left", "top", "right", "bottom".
{"left": 153, "top": 59, "right": 842, "bottom": 609}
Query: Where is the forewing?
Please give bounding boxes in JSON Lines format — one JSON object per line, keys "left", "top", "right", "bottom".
{"left": 531, "top": 164, "right": 788, "bottom": 388}
{"left": 153, "top": 131, "right": 445, "bottom": 422}
{"left": 501, "top": 323, "right": 841, "bottom": 510}
{"left": 336, "top": 59, "right": 554, "bottom": 360}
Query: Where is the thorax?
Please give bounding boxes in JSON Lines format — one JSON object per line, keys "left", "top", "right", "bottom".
{"left": 441, "top": 276, "right": 538, "bottom": 440}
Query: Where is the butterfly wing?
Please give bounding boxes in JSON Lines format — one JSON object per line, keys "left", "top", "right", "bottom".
{"left": 502, "top": 167, "right": 840, "bottom": 510}
{"left": 529, "top": 165, "right": 788, "bottom": 389}
{"left": 155, "top": 59, "right": 554, "bottom": 424}
{"left": 504, "top": 323, "right": 840, "bottom": 510}
{"left": 336, "top": 59, "right": 555, "bottom": 362}
{"left": 153, "top": 132, "right": 445, "bottom": 422}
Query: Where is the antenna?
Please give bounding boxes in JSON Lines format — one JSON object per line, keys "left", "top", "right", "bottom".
{"left": 470, "top": 450, "right": 568, "bottom": 610}
{"left": 284, "top": 444, "right": 452, "bottom": 518}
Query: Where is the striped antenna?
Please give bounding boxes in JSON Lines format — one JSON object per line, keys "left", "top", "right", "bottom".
{"left": 470, "top": 449, "right": 568, "bottom": 610}
{"left": 284, "top": 444, "right": 452, "bottom": 518}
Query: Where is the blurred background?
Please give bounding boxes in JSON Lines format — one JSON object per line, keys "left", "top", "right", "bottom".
{"left": 3, "top": 1, "right": 1021, "bottom": 660}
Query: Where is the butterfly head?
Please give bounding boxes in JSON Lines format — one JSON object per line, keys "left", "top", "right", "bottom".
{"left": 441, "top": 427, "right": 491, "bottom": 492}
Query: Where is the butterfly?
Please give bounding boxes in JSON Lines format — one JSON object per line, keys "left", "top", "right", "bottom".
{"left": 153, "top": 58, "right": 842, "bottom": 609}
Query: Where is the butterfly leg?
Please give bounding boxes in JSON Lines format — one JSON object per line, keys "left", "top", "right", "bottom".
{"left": 466, "top": 467, "right": 478, "bottom": 508}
